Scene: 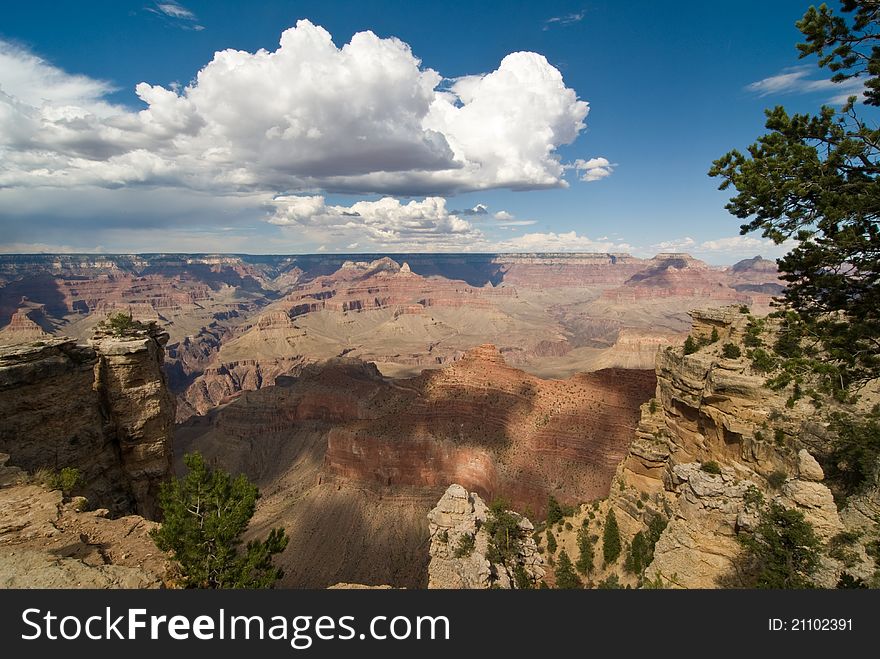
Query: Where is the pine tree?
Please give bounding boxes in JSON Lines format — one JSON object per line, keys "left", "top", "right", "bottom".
{"left": 602, "top": 509, "right": 621, "bottom": 564}
{"left": 554, "top": 550, "right": 582, "bottom": 589}
{"left": 151, "top": 452, "right": 288, "bottom": 588}
{"left": 710, "top": 0, "right": 880, "bottom": 390}
{"left": 683, "top": 336, "right": 698, "bottom": 355}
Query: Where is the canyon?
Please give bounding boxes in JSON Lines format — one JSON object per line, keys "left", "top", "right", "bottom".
{"left": 0, "top": 252, "right": 781, "bottom": 421}
{"left": 2, "top": 252, "right": 816, "bottom": 589}
{"left": 174, "top": 345, "right": 655, "bottom": 587}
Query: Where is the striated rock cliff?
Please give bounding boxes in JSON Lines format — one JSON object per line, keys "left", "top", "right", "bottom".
{"left": 91, "top": 326, "right": 176, "bottom": 519}
{"left": 427, "top": 484, "right": 544, "bottom": 588}
{"left": 0, "top": 324, "right": 175, "bottom": 518}
{"left": 582, "top": 306, "right": 878, "bottom": 588}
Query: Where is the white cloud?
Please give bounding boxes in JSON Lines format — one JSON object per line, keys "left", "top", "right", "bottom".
{"left": 572, "top": 156, "right": 615, "bottom": 182}
{"left": 147, "top": 2, "right": 205, "bottom": 30}
{"left": 268, "top": 195, "right": 484, "bottom": 249}
{"left": 0, "top": 242, "right": 104, "bottom": 254}
{"left": 746, "top": 65, "right": 866, "bottom": 104}
{"left": 495, "top": 231, "right": 632, "bottom": 252}
{"left": 0, "top": 21, "right": 592, "bottom": 204}
{"left": 650, "top": 236, "right": 696, "bottom": 252}
{"left": 543, "top": 12, "right": 585, "bottom": 30}
{"left": 493, "top": 210, "right": 514, "bottom": 221}
{"left": 645, "top": 234, "right": 797, "bottom": 261}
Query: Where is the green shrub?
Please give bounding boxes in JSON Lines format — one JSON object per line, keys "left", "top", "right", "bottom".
{"left": 602, "top": 509, "right": 621, "bottom": 565}
{"left": 737, "top": 502, "right": 821, "bottom": 588}
{"left": 826, "top": 410, "right": 880, "bottom": 496}
{"left": 648, "top": 399, "right": 658, "bottom": 414}
{"left": 683, "top": 336, "right": 698, "bottom": 355}
{"left": 485, "top": 500, "right": 524, "bottom": 566}
{"left": 454, "top": 533, "right": 475, "bottom": 558}
{"left": 739, "top": 305, "right": 750, "bottom": 314}
{"left": 554, "top": 550, "right": 582, "bottom": 589}
{"left": 700, "top": 461, "right": 722, "bottom": 475}
{"left": 722, "top": 343, "right": 742, "bottom": 359}
{"left": 827, "top": 531, "right": 862, "bottom": 568}
{"left": 597, "top": 574, "right": 622, "bottom": 589}
{"left": 767, "top": 470, "right": 787, "bottom": 489}
{"left": 709, "top": 327, "right": 720, "bottom": 343}
{"left": 749, "top": 348, "right": 777, "bottom": 373}
{"left": 437, "top": 529, "right": 448, "bottom": 544}
{"left": 546, "top": 495, "right": 574, "bottom": 526}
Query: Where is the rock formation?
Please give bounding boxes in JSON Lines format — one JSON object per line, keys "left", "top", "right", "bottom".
{"left": 427, "top": 484, "right": 544, "bottom": 588}
{"left": 560, "top": 306, "right": 880, "bottom": 589}
{"left": 0, "top": 323, "right": 175, "bottom": 518}
{"left": 0, "top": 454, "right": 168, "bottom": 588}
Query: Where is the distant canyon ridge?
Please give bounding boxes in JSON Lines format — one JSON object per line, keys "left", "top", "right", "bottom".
{"left": 0, "top": 252, "right": 781, "bottom": 422}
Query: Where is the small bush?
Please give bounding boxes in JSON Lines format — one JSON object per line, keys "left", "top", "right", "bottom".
{"left": 648, "top": 399, "right": 658, "bottom": 414}
{"left": 436, "top": 529, "right": 448, "bottom": 544}
{"left": 827, "top": 531, "right": 862, "bottom": 568}
{"left": 767, "top": 470, "right": 787, "bottom": 489}
{"left": 739, "top": 305, "right": 750, "bottom": 314}
{"left": 683, "top": 336, "right": 698, "bottom": 355}
{"left": 454, "top": 533, "right": 475, "bottom": 558}
{"left": 773, "top": 428, "right": 786, "bottom": 446}
{"left": 597, "top": 574, "right": 622, "bottom": 589}
{"left": 743, "top": 485, "right": 764, "bottom": 508}
{"left": 709, "top": 327, "right": 720, "bottom": 343}
{"left": 749, "top": 348, "right": 777, "bottom": 373}
{"left": 722, "top": 343, "right": 741, "bottom": 359}
{"left": 700, "top": 461, "right": 722, "bottom": 475}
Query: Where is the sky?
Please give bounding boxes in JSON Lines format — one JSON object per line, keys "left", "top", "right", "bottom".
{"left": 0, "top": 0, "right": 870, "bottom": 262}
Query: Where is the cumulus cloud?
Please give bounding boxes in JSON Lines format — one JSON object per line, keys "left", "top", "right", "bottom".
{"left": 746, "top": 65, "right": 866, "bottom": 105}
{"left": 572, "top": 157, "right": 614, "bottom": 182}
{"left": 493, "top": 210, "right": 514, "bottom": 221}
{"left": 268, "top": 195, "right": 484, "bottom": 249}
{"left": 0, "top": 21, "right": 591, "bottom": 202}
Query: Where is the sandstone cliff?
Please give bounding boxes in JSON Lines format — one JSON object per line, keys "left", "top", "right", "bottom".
{"left": 0, "top": 324, "right": 175, "bottom": 518}
{"left": 537, "top": 306, "right": 879, "bottom": 588}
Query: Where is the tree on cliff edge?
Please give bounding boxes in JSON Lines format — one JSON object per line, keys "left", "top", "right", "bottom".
{"left": 151, "top": 452, "right": 288, "bottom": 588}
{"left": 709, "top": 0, "right": 880, "bottom": 391}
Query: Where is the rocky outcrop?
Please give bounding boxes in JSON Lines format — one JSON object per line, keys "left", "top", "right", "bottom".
{"left": 0, "top": 325, "right": 175, "bottom": 518}
{"left": 597, "top": 306, "right": 878, "bottom": 588}
{"left": 91, "top": 326, "right": 176, "bottom": 519}
{"left": 0, "top": 454, "right": 168, "bottom": 588}
{"left": 427, "top": 484, "right": 543, "bottom": 588}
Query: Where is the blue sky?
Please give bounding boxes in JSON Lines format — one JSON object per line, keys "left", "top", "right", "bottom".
{"left": 0, "top": 0, "right": 868, "bottom": 262}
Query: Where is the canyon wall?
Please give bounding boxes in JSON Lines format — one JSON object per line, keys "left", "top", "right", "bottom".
{"left": 0, "top": 325, "right": 175, "bottom": 518}
{"left": 537, "top": 306, "right": 879, "bottom": 589}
